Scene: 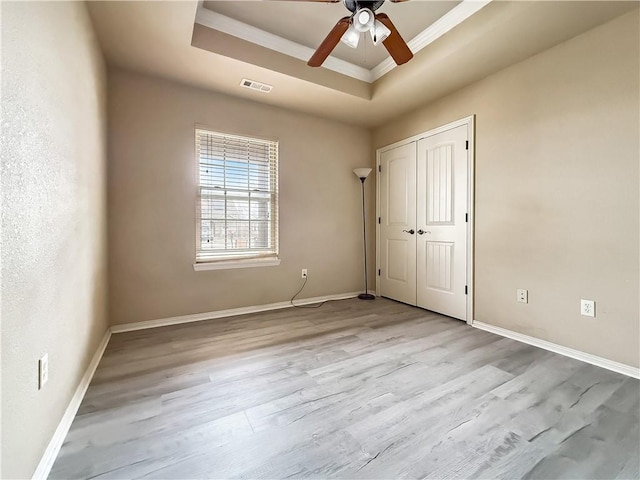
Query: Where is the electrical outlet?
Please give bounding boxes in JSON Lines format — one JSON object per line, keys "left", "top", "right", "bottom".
{"left": 517, "top": 289, "right": 528, "bottom": 303}
{"left": 581, "top": 299, "right": 595, "bottom": 317}
{"left": 39, "top": 354, "right": 49, "bottom": 389}
{"left": 301, "top": 269, "right": 308, "bottom": 279}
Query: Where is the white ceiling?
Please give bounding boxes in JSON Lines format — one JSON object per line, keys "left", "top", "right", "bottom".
{"left": 86, "top": 1, "right": 638, "bottom": 128}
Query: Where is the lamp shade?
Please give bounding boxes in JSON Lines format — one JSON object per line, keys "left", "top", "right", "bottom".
{"left": 353, "top": 168, "right": 372, "bottom": 179}
{"left": 340, "top": 25, "right": 360, "bottom": 49}
{"left": 370, "top": 19, "right": 391, "bottom": 46}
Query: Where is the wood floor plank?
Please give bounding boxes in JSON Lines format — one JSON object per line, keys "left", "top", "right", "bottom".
{"left": 49, "top": 298, "right": 639, "bottom": 479}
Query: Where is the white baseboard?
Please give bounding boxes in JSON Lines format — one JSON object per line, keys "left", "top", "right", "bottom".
{"left": 111, "top": 291, "right": 369, "bottom": 333}
{"left": 32, "top": 329, "right": 112, "bottom": 480}
{"left": 472, "top": 321, "right": 640, "bottom": 379}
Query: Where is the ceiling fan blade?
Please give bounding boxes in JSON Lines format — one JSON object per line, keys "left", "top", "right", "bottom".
{"left": 308, "top": 16, "right": 351, "bottom": 67}
{"left": 375, "top": 13, "right": 413, "bottom": 65}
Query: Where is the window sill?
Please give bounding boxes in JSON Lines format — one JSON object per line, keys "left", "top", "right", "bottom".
{"left": 193, "top": 257, "right": 281, "bottom": 271}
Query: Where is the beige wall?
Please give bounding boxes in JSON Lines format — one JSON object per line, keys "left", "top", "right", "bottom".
{"left": 374, "top": 9, "right": 640, "bottom": 368}
{"left": 107, "top": 70, "right": 373, "bottom": 326}
{"left": 1, "top": 2, "right": 108, "bottom": 478}
{"left": 1, "top": 6, "right": 637, "bottom": 477}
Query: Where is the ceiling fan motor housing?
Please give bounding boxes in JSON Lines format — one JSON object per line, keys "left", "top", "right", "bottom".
{"left": 343, "top": 0, "right": 385, "bottom": 13}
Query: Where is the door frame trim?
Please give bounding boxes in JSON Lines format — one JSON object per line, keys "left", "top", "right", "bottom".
{"left": 375, "top": 115, "right": 475, "bottom": 325}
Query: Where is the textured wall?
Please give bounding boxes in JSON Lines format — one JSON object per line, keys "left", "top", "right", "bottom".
{"left": 1, "top": 2, "right": 108, "bottom": 478}
{"left": 374, "top": 9, "right": 640, "bottom": 367}
{"left": 107, "top": 71, "right": 373, "bottom": 325}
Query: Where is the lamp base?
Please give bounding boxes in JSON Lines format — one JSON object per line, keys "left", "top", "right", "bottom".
{"left": 358, "top": 293, "right": 376, "bottom": 300}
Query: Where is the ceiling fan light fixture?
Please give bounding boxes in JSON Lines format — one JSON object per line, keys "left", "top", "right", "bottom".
{"left": 307, "top": 3, "right": 413, "bottom": 68}
{"left": 340, "top": 24, "right": 360, "bottom": 49}
{"left": 370, "top": 19, "right": 391, "bottom": 46}
{"left": 353, "top": 7, "right": 374, "bottom": 33}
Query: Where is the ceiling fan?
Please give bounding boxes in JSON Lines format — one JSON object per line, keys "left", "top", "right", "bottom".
{"left": 292, "top": 0, "right": 414, "bottom": 68}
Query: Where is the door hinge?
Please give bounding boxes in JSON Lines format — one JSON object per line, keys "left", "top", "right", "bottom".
{"left": 378, "top": 165, "right": 382, "bottom": 173}
{"left": 378, "top": 269, "right": 381, "bottom": 276}
{"left": 378, "top": 217, "right": 381, "bottom": 224}
{"left": 465, "top": 140, "right": 469, "bottom": 150}
{"left": 465, "top": 285, "right": 468, "bottom": 295}
{"left": 465, "top": 213, "right": 468, "bottom": 223}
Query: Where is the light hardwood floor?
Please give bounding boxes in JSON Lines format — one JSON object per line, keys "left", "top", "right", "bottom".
{"left": 50, "top": 298, "right": 640, "bottom": 479}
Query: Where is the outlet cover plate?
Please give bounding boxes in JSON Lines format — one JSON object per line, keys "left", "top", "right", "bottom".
{"left": 39, "top": 354, "right": 49, "bottom": 389}
{"left": 517, "top": 289, "right": 528, "bottom": 303}
{"left": 581, "top": 299, "right": 595, "bottom": 317}
{"left": 301, "top": 269, "right": 307, "bottom": 279}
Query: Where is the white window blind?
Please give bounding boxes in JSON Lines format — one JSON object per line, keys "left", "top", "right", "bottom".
{"left": 196, "top": 128, "right": 279, "bottom": 262}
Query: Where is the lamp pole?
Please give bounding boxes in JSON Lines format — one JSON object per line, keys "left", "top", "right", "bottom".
{"left": 353, "top": 168, "right": 375, "bottom": 300}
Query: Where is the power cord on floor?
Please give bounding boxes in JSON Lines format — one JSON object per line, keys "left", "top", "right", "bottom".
{"left": 290, "top": 274, "right": 340, "bottom": 309}
{"left": 290, "top": 275, "right": 325, "bottom": 308}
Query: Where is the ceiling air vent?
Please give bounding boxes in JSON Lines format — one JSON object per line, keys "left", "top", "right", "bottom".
{"left": 240, "top": 79, "right": 273, "bottom": 93}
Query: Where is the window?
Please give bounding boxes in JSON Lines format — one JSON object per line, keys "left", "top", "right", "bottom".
{"left": 195, "top": 128, "right": 279, "bottom": 268}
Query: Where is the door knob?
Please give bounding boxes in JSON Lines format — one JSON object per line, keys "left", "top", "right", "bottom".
{"left": 402, "top": 229, "right": 415, "bottom": 235}
{"left": 417, "top": 229, "right": 431, "bottom": 235}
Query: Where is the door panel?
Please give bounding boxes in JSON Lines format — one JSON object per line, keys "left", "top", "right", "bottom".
{"left": 427, "top": 144, "right": 454, "bottom": 224}
{"left": 425, "top": 241, "right": 454, "bottom": 292}
{"left": 387, "top": 239, "right": 409, "bottom": 282}
{"left": 379, "top": 143, "right": 416, "bottom": 305}
{"left": 388, "top": 158, "right": 411, "bottom": 225}
{"left": 417, "top": 125, "right": 468, "bottom": 320}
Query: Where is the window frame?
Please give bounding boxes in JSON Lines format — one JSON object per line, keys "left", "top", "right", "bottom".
{"left": 193, "top": 127, "right": 280, "bottom": 271}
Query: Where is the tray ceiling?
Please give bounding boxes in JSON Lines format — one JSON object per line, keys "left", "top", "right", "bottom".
{"left": 202, "top": 1, "right": 463, "bottom": 70}
{"left": 86, "top": 1, "right": 638, "bottom": 127}
{"left": 195, "top": 0, "right": 484, "bottom": 82}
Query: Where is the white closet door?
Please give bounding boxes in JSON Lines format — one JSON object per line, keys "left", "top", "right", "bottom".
{"left": 379, "top": 142, "right": 417, "bottom": 305}
{"left": 416, "top": 125, "right": 468, "bottom": 320}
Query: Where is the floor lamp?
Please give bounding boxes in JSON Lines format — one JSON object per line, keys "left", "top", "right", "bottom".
{"left": 354, "top": 168, "right": 375, "bottom": 300}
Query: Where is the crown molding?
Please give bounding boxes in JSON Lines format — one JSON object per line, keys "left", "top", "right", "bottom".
{"left": 195, "top": 0, "right": 492, "bottom": 84}
{"left": 371, "top": 0, "right": 492, "bottom": 81}
{"left": 195, "top": 7, "right": 373, "bottom": 82}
